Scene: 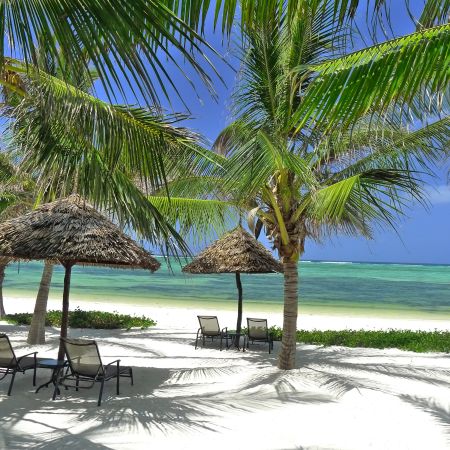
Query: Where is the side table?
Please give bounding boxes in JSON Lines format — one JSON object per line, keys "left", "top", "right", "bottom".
{"left": 225, "top": 330, "right": 244, "bottom": 350}
{"left": 35, "top": 359, "right": 68, "bottom": 394}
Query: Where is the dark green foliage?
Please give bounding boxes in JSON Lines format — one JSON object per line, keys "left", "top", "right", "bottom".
{"left": 4, "top": 307, "right": 156, "bottom": 330}
{"left": 268, "top": 326, "right": 450, "bottom": 353}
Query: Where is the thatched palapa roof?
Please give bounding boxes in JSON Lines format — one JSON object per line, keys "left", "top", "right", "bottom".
{"left": 0, "top": 194, "right": 160, "bottom": 271}
{"left": 182, "top": 227, "right": 282, "bottom": 274}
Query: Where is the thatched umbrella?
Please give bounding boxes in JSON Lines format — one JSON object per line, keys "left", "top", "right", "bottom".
{"left": 0, "top": 194, "right": 160, "bottom": 360}
{"left": 182, "top": 227, "right": 282, "bottom": 342}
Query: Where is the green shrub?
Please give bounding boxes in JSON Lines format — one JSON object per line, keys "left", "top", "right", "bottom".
{"left": 268, "top": 326, "right": 449, "bottom": 353}
{"left": 4, "top": 307, "right": 156, "bottom": 330}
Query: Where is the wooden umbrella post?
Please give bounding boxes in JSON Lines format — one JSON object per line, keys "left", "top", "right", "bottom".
{"left": 58, "top": 262, "right": 74, "bottom": 361}
{"left": 235, "top": 272, "right": 243, "bottom": 347}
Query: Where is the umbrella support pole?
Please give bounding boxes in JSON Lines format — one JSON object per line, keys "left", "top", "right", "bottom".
{"left": 234, "top": 272, "right": 243, "bottom": 348}
{"left": 58, "top": 262, "right": 73, "bottom": 361}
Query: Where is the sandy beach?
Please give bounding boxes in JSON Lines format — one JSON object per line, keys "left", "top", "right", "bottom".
{"left": 0, "top": 296, "right": 449, "bottom": 449}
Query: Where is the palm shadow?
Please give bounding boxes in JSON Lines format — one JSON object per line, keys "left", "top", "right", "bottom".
{"left": 1, "top": 326, "right": 449, "bottom": 449}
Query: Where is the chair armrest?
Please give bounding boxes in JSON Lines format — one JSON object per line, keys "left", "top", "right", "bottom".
{"left": 105, "top": 359, "right": 121, "bottom": 367}
{"left": 17, "top": 352, "right": 37, "bottom": 370}
{"left": 221, "top": 327, "right": 227, "bottom": 335}
{"left": 17, "top": 351, "right": 38, "bottom": 362}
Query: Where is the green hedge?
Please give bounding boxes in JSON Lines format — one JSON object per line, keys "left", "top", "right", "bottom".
{"left": 268, "top": 326, "right": 450, "bottom": 353}
{"left": 4, "top": 308, "right": 156, "bottom": 330}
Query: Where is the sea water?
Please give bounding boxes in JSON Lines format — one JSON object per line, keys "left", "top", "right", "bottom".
{"left": 2, "top": 259, "right": 450, "bottom": 317}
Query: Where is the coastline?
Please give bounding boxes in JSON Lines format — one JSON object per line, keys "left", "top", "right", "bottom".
{"left": 3, "top": 295, "right": 449, "bottom": 332}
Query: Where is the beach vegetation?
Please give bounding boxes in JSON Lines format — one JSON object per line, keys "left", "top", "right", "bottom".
{"left": 153, "top": 2, "right": 449, "bottom": 370}
{"left": 0, "top": 2, "right": 229, "bottom": 258}
{"left": 0, "top": 0, "right": 448, "bottom": 370}
{"left": 4, "top": 308, "right": 156, "bottom": 330}
{"left": 267, "top": 327, "right": 450, "bottom": 353}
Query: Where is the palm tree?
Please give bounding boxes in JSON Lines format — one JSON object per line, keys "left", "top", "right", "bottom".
{"left": 27, "top": 262, "right": 54, "bottom": 344}
{"left": 0, "top": 151, "right": 37, "bottom": 318}
{"left": 155, "top": 1, "right": 449, "bottom": 370}
{"left": 3, "top": 0, "right": 446, "bottom": 252}
{"left": 0, "top": 154, "right": 58, "bottom": 339}
{"left": 20, "top": 44, "right": 96, "bottom": 345}
{"left": 1, "top": 0, "right": 448, "bottom": 363}
{"left": 0, "top": 1, "right": 228, "bottom": 261}
{"left": 220, "top": 2, "right": 449, "bottom": 369}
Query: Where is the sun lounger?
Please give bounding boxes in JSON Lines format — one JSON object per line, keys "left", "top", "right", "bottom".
{"left": 0, "top": 333, "right": 37, "bottom": 395}
{"left": 245, "top": 318, "right": 273, "bottom": 353}
{"left": 53, "top": 338, "right": 133, "bottom": 406}
{"left": 195, "top": 316, "right": 228, "bottom": 350}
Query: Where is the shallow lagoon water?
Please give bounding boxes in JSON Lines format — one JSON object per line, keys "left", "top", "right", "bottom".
{"left": 3, "top": 259, "right": 450, "bottom": 318}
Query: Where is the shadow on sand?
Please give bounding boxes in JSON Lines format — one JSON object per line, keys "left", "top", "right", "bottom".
{"left": 0, "top": 324, "right": 449, "bottom": 449}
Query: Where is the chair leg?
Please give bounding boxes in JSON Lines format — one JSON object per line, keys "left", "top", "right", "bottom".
{"left": 7, "top": 372, "right": 16, "bottom": 396}
{"left": 76, "top": 376, "right": 79, "bottom": 392}
{"left": 116, "top": 374, "right": 120, "bottom": 395}
{"left": 52, "top": 382, "right": 59, "bottom": 400}
{"left": 33, "top": 365, "right": 37, "bottom": 386}
{"left": 195, "top": 330, "right": 200, "bottom": 349}
{"left": 129, "top": 368, "right": 134, "bottom": 386}
{"left": 98, "top": 379, "right": 105, "bottom": 407}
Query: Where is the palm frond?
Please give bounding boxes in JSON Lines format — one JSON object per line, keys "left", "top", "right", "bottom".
{"left": 148, "top": 196, "right": 238, "bottom": 245}
{"left": 307, "top": 168, "right": 425, "bottom": 239}
{"left": 6, "top": 60, "right": 206, "bottom": 193}
{"left": 417, "top": 0, "right": 450, "bottom": 29}
{"left": 222, "top": 126, "right": 316, "bottom": 201}
{"left": 292, "top": 24, "right": 450, "bottom": 133}
{"left": 326, "top": 117, "right": 450, "bottom": 181}
{"left": 18, "top": 137, "right": 192, "bottom": 257}
{"left": 213, "top": 0, "right": 361, "bottom": 34}
{"left": 232, "top": 1, "right": 351, "bottom": 135}
{"left": 1, "top": 0, "right": 221, "bottom": 103}
{"left": 4, "top": 64, "right": 227, "bottom": 256}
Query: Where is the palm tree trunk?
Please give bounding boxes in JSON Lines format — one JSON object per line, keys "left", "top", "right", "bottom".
{"left": 278, "top": 259, "right": 298, "bottom": 370}
{"left": 0, "top": 262, "right": 7, "bottom": 318}
{"left": 27, "top": 262, "right": 54, "bottom": 345}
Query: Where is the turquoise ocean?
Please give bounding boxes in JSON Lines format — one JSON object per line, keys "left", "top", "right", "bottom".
{"left": 3, "top": 259, "right": 450, "bottom": 318}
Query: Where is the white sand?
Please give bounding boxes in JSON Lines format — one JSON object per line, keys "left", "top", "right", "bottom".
{"left": 0, "top": 296, "right": 449, "bottom": 450}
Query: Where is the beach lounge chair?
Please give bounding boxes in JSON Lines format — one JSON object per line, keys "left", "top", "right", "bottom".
{"left": 245, "top": 318, "right": 273, "bottom": 353}
{"left": 53, "top": 338, "right": 133, "bottom": 406}
{"left": 0, "top": 333, "right": 37, "bottom": 395}
{"left": 195, "top": 316, "right": 228, "bottom": 350}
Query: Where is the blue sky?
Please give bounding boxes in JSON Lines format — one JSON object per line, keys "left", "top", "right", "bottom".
{"left": 131, "top": 2, "right": 449, "bottom": 265}
{"left": 10, "top": 2, "right": 446, "bottom": 265}
{"left": 0, "top": 2, "right": 447, "bottom": 265}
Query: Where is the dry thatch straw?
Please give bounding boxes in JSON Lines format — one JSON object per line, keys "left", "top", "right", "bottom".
{"left": 0, "top": 194, "right": 160, "bottom": 271}
{"left": 182, "top": 226, "right": 282, "bottom": 274}
{"left": 0, "top": 194, "right": 160, "bottom": 359}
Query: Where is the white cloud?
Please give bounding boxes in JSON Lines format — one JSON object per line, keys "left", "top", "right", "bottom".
{"left": 426, "top": 185, "right": 450, "bottom": 205}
